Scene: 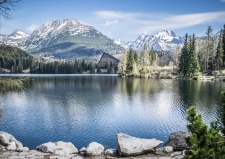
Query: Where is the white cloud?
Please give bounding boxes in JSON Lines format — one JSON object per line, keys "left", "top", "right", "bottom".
{"left": 104, "top": 20, "right": 118, "bottom": 26}
{"left": 26, "top": 24, "right": 39, "bottom": 32}
{"left": 221, "top": 0, "right": 225, "bottom": 2}
{"left": 93, "top": 10, "right": 225, "bottom": 35}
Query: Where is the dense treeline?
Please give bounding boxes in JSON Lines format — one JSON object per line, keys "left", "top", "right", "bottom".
{"left": 179, "top": 25, "right": 225, "bottom": 77}
{"left": 0, "top": 44, "right": 34, "bottom": 73}
{"left": 118, "top": 25, "right": 225, "bottom": 78}
{"left": 178, "top": 34, "right": 200, "bottom": 77}
{"left": 0, "top": 44, "right": 118, "bottom": 74}
{"left": 30, "top": 60, "right": 102, "bottom": 74}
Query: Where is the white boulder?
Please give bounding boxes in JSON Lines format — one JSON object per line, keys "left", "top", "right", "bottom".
{"left": 116, "top": 133, "right": 163, "bottom": 156}
{"left": 0, "top": 131, "right": 23, "bottom": 150}
{"left": 36, "top": 141, "right": 78, "bottom": 156}
{"left": 36, "top": 142, "right": 55, "bottom": 153}
{"left": 7, "top": 141, "right": 16, "bottom": 150}
{"left": 79, "top": 147, "right": 87, "bottom": 152}
{"left": 86, "top": 142, "right": 104, "bottom": 156}
{"left": 56, "top": 141, "right": 78, "bottom": 154}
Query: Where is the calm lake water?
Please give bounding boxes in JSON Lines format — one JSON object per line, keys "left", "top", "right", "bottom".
{"left": 0, "top": 75, "right": 224, "bottom": 149}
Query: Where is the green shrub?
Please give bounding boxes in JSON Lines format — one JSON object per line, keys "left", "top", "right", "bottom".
{"left": 185, "top": 106, "right": 225, "bottom": 159}
{"left": 192, "top": 76, "right": 198, "bottom": 80}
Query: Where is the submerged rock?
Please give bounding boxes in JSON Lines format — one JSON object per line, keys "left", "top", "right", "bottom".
{"left": 116, "top": 133, "right": 163, "bottom": 156}
{"left": 86, "top": 142, "right": 104, "bottom": 156}
{"left": 36, "top": 141, "right": 78, "bottom": 156}
{"left": 164, "top": 131, "right": 191, "bottom": 150}
{"left": 0, "top": 131, "right": 23, "bottom": 150}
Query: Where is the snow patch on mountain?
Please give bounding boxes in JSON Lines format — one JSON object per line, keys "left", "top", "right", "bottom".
{"left": 0, "top": 29, "right": 30, "bottom": 48}
{"left": 114, "top": 30, "right": 184, "bottom": 51}
{"left": 113, "top": 39, "right": 129, "bottom": 49}
{"left": 7, "top": 29, "right": 30, "bottom": 39}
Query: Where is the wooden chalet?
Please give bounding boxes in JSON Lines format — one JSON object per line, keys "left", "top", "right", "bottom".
{"left": 98, "top": 53, "right": 120, "bottom": 68}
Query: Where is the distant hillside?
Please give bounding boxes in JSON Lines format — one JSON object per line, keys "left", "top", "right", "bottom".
{"left": 0, "top": 44, "right": 34, "bottom": 73}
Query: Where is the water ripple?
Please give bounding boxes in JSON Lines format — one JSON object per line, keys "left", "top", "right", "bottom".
{"left": 0, "top": 76, "right": 223, "bottom": 149}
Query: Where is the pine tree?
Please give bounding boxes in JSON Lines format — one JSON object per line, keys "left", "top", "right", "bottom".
{"left": 205, "top": 26, "right": 213, "bottom": 71}
{"left": 97, "top": 65, "right": 101, "bottom": 74}
{"left": 132, "top": 60, "right": 139, "bottom": 76}
{"left": 139, "top": 43, "right": 150, "bottom": 75}
{"left": 185, "top": 106, "right": 225, "bottom": 159}
{"left": 118, "top": 50, "right": 127, "bottom": 76}
{"left": 134, "top": 51, "right": 138, "bottom": 64}
{"left": 126, "top": 49, "right": 134, "bottom": 75}
{"left": 149, "top": 47, "right": 157, "bottom": 66}
{"left": 179, "top": 34, "right": 199, "bottom": 77}
{"left": 223, "top": 25, "right": 225, "bottom": 66}
{"left": 221, "top": 91, "right": 225, "bottom": 135}
{"left": 215, "top": 29, "right": 224, "bottom": 70}
{"left": 179, "top": 33, "right": 189, "bottom": 77}
{"left": 189, "top": 34, "right": 200, "bottom": 77}
{"left": 126, "top": 48, "right": 138, "bottom": 76}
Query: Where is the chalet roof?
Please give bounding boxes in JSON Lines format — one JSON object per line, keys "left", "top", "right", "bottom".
{"left": 99, "top": 53, "right": 120, "bottom": 63}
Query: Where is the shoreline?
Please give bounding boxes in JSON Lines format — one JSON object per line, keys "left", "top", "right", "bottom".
{"left": 0, "top": 73, "right": 225, "bottom": 81}
{"left": 0, "top": 131, "right": 188, "bottom": 159}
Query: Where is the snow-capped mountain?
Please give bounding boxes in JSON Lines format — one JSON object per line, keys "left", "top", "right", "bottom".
{"left": 1, "top": 29, "right": 30, "bottom": 48}
{"left": 114, "top": 30, "right": 183, "bottom": 51}
{"left": 26, "top": 19, "right": 105, "bottom": 50}
{"left": 113, "top": 39, "right": 130, "bottom": 49}
{"left": 0, "top": 19, "right": 123, "bottom": 59}
{"left": 7, "top": 29, "right": 30, "bottom": 39}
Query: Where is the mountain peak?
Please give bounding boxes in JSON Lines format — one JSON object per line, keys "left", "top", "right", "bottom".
{"left": 62, "top": 18, "right": 81, "bottom": 25}
{"left": 7, "top": 29, "right": 30, "bottom": 39}
{"left": 114, "top": 30, "right": 183, "bottom": 51}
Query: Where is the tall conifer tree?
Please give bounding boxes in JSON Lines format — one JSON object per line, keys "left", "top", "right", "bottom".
{"left": 139, "top": 43, "right": 150, "bottom": 74}
{"left": 179, "top": 33, "right": 189, "bottom": 77}
{"left": 223, "top": 25, "right": 225, "bottom": 65}
{"left": 126, "top": 49, "right": 135, "bottom": 75}
{"left": 118, "top": 50, "right": 127, "bottom": 76}
{"left": 215, "top": 29, "right": 224, "bottom": 69}
{"left": 190, "top": 34, "right": 200, "bottom": 76}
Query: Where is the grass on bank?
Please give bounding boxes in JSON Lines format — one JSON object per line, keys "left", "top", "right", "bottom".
{"left": 0, "top": 77, "right": 30, "bottom": 92}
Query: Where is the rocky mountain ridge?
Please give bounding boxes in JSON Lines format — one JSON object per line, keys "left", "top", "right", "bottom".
{"left": 1, "top": 18, "right": 221, "bottom": 59}
{"left": 114, "top": 30, "right": 184, "bottom": 52}
{"left": 0, "top": 19, "right": 123, "bottom": 59}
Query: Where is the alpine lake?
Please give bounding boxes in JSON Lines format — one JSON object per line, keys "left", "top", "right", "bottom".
{"left": 0, "top": 74, "right": 224, "bottom": 150}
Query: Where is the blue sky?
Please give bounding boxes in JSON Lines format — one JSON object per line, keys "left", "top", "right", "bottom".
{"left": 0, "top": 0, "right": 225, "bottom": 41}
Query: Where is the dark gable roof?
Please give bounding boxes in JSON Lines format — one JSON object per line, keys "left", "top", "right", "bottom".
{"left": 99, "top": 53, "right": 120, "bottom": 63}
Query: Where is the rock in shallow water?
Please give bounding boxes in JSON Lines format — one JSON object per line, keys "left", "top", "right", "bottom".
{"left": 116, "top": 133, "right": 163, "bottom": 156}
{"left": 164, "top": 131, "right": 191, "bottom": 150}
{"left": 86, "top": 142, "right": 104, "bottom": 156}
